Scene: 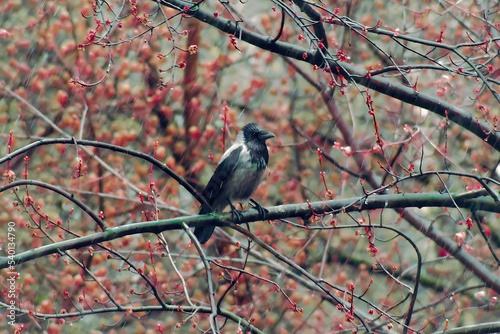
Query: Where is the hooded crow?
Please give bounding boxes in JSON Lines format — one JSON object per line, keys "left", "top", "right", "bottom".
{"left": 194, "top": 123, "right": 275, "bottom": 244}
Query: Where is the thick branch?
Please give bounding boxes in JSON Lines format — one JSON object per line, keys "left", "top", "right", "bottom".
{"left": 1, "top": 192, "right": 498, "bottom": 266}
{"left": 0, "top": 138, "right": 212, "bottom": 210}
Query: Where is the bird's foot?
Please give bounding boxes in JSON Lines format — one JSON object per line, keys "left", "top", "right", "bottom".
{"left": 228, "top": 201, "right": 244, "bottom": 223}
{"left": 232, "top": 208, "right": 244, "bottom": 222}
{"left": 250, "top": 199, "right": 269, "bottom": 220}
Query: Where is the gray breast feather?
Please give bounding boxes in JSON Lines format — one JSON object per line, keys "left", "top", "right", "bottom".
{"left": 227, "top": 167, "right": 265, "bottom": 202}
{"left": 224, "top": 148, "right": 266, "bottom": 203}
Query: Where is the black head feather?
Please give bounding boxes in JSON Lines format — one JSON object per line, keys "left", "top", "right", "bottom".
{"left": 242, "top": 123, "right": 275, "bottom": 143}
{"left": 240, "top": 123, "right": 274, "bottom": 168}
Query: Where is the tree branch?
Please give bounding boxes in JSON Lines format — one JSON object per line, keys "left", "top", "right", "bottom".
{"left": 1, "top": 192, "right": 497, "bottom": 266}
{"left": 160, "top": 0, "right": 500, "bottom": 151}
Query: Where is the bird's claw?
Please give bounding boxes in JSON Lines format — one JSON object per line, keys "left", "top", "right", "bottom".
{"left": 228, "top": 200, "right": 244, "bottom": 223}
{"left": 256, "top": 204, "right": 269, "bottom": 220}
{"left": 228, "top": 200, "right": 269, "bottom": 222}
{"left": 231, "top": 208, "right": 244, "bottom": 223}
{"left": 250, "top": 199, "right": 269, "bottom": 220}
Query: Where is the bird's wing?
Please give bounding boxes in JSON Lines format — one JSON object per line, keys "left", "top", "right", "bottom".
{"left": 200, "top": 145, "right": 243, "bottom": 213}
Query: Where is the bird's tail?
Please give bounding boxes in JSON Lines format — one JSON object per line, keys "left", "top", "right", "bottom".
{"left": 195, "top": 205, "right": 215, "bottom": 244}
{"left": 194, "top": 225, "right": 216, "bottom": 244}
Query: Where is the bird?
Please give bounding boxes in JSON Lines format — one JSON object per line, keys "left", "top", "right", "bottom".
{"left": 194, "top": 123, "right": 275, "bottom": 244}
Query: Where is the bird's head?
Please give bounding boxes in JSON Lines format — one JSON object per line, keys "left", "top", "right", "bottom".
{"left": 241, "top": 123, "right": 275, "bottom": 143}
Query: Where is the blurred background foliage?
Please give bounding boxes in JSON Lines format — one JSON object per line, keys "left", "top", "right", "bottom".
{"left": 0, "top": 0, "right": 499, "bottom": 333}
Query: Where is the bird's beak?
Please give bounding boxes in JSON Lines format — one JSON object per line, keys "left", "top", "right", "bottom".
{"left": 258, "top": 131, "right": 275, "bottom": 140}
